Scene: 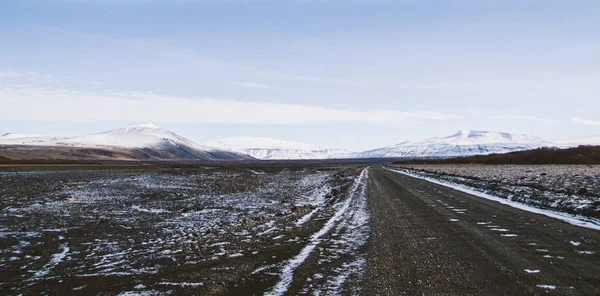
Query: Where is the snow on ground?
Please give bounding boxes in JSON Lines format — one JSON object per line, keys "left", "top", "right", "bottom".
{"left": 265, "top": 168, "right": 370, "bottom": 296}
{"left": 28, "top": 243, "right": 69, "bottom": 282}
{"left": 0, "top": 166, "right": 366, "bottom": 295}
{"left": 388, "top": 167, "right": 600, "bottom": 230}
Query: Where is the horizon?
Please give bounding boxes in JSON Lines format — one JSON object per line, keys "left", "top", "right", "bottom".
{"left": 0, "top": 122, "right": 588, "bottom": 152}
{"left": 2, "top": 0, "right": 600, "bottom": 151}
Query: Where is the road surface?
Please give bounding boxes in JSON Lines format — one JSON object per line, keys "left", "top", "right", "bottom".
{"left": 365, "top": 166, "right": 600, "bottom": 295}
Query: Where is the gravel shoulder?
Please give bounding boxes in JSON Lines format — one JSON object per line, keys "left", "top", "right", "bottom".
{"left": 392, "top": 164, "right": 600, "bottom": 219}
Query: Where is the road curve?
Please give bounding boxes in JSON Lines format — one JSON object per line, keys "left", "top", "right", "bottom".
{"left": 365, "top": 166, "right": 600, "bottom": 295}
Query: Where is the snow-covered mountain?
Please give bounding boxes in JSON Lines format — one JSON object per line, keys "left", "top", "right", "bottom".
{"left": 353, "top": 130, "right": 554, "bottom": 158}
{"left": 0, "top": 124, "right": 252, "bottom": 161}
{"left": 202, "top": 137, "right": 349, "bottom": 160}
{"left": 559, "top": 135, "right": 600, "bottom": 147}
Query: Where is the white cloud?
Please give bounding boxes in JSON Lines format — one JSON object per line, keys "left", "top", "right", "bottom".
{"left": 0, "top": 86, "right": 461, "bottom": 125}
{"left": 0, "top": 70, "right": 45, "bottom": 81}
{"left": 473, "top": 112, "right": 556, "bottom": 123}
{"left": 0, "top": 70, "right": 21, "bottom": 79}
{"left": 0, "top": 70, "right": 105, "bottom": 88}
{"left": 570, "top": 117, "right": 600, "bottom": 126}
{"left": 504, "top": 115, "right": 555, "bottom": 123}
{"left": 230, "top": 81, "right": 277, "bottom": 90}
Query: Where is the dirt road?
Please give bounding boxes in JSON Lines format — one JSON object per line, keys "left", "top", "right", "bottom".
{"left": 365, "top": 166, "right": 600, "bottom": 295}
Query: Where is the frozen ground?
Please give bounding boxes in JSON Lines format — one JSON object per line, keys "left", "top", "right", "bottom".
{"left": 393, "top": 164, "right": 600, "bottom": 219}
{"left": 0, "top": 166, "right": 369, "bottom": 295}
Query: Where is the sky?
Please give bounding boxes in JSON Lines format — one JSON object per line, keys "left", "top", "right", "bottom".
{"left": 1, "top": 0, "right": 600, "bottom": 151}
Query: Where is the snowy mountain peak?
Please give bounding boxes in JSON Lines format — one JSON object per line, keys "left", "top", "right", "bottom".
{"left": 133, "top": 123, "right": 160, "bottom": 129}
{"left": 449, "top": 130, "right": 511, "bottom": 139}
{"left": 449, "top": 130, "right": 518, "bottom": 140}
{"left": 116, "top": 123, "right": 161, "bottom": 133}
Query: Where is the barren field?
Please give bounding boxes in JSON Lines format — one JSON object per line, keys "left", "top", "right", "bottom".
{"left": 2, "top": 164, "right": 600, "bottom": 295}
{"left": 0, "top": 166, "right": 369, "bottom": 295}
{"left": 393, "top": 164, "right": 600, "bottom": 219}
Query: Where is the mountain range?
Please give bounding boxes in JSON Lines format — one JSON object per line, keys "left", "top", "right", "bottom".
{"left": 0, "top": 124, "right": 251, "bottom": 161}
{"left": 352, "top": 130, "right": 555, "bottom": 158}
{"left": 202, "top": 137, "right": 349, "bottom": 160}
{"left": 2, "top": 125, "right": 599, "bottom": 161}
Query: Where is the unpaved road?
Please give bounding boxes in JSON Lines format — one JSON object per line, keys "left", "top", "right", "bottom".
{"left": 366, "top": 166, "right": 600, "bottom": 295}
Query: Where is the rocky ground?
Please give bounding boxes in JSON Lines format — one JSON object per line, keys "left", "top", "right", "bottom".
{"left": 3, "top": 164, "right": 598, "bottom": 295}
{"left": 392, "top": 164, "right": 600, "bottom": 219}
{"left": 0, "top": 166, "right": 368, "bottom": 295}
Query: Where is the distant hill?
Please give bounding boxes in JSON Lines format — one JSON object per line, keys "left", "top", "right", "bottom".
{"left": 393, "top": 146, "right": 600, "bottom": 165}
{"left": 203, "top": 137, "right": 349, "bottom": 160}
{"left": 0, "top": 124, "right": 253, "bottom": 161}
{"left": 353, "top": 130, "right": 554, "bottom": 158}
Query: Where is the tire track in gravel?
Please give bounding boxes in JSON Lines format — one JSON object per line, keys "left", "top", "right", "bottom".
{"left": 265, "top": 167, "right": 370, "bottom": 296}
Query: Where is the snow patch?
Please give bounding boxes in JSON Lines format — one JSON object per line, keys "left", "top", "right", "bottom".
{"left": 295, "top": 208, "right": 319, "bottom": 226}
{"left": 31, "top": 243, "right": 69, "bottom": 279}
{"left": 131, "top": 205, "right": 168, "bottom": 214}
{"left": 536, "top": 284, "right": 556, "bottom": 290}
{"left": 158, "top": 282, "right": 204, "bottom": 287}
{"left": 388, "top": 168, "right": 600, "bottom": 230}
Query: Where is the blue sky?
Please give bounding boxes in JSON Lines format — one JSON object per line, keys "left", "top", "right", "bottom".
{"left": 1, "top": 0, "right": 600, "bottom": 151}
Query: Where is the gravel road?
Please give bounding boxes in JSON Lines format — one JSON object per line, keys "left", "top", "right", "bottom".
{"left": 365, "top": 166, "right": 600, "bottom": 295}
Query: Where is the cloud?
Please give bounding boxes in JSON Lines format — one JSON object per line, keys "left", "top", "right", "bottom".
{"left": 494, "top": 115, "right": 556, "bottom": 123}
{"left": 0, "top": 85, "right": 461, "bottom": 125}
{"left": 230, "top": 81, "right": 278, "bottom": 90}
{"left": 0, "top": 69, "right": 105, "bottom": 87}
{"left": 0, "top": 70, "right": 22, "bottom": 79}
{"left": 570, "top": 117, "right": 600, "bottom": 126}
{"left": 0, "top": 70, "right": 47, "bottom": 81}
{"left": 473, "top": 112, "right": 556, "bottom": 123}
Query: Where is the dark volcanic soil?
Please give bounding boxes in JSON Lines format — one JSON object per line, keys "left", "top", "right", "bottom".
{"left": 0, "top": 166, "right": 369, "bottom": 295}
